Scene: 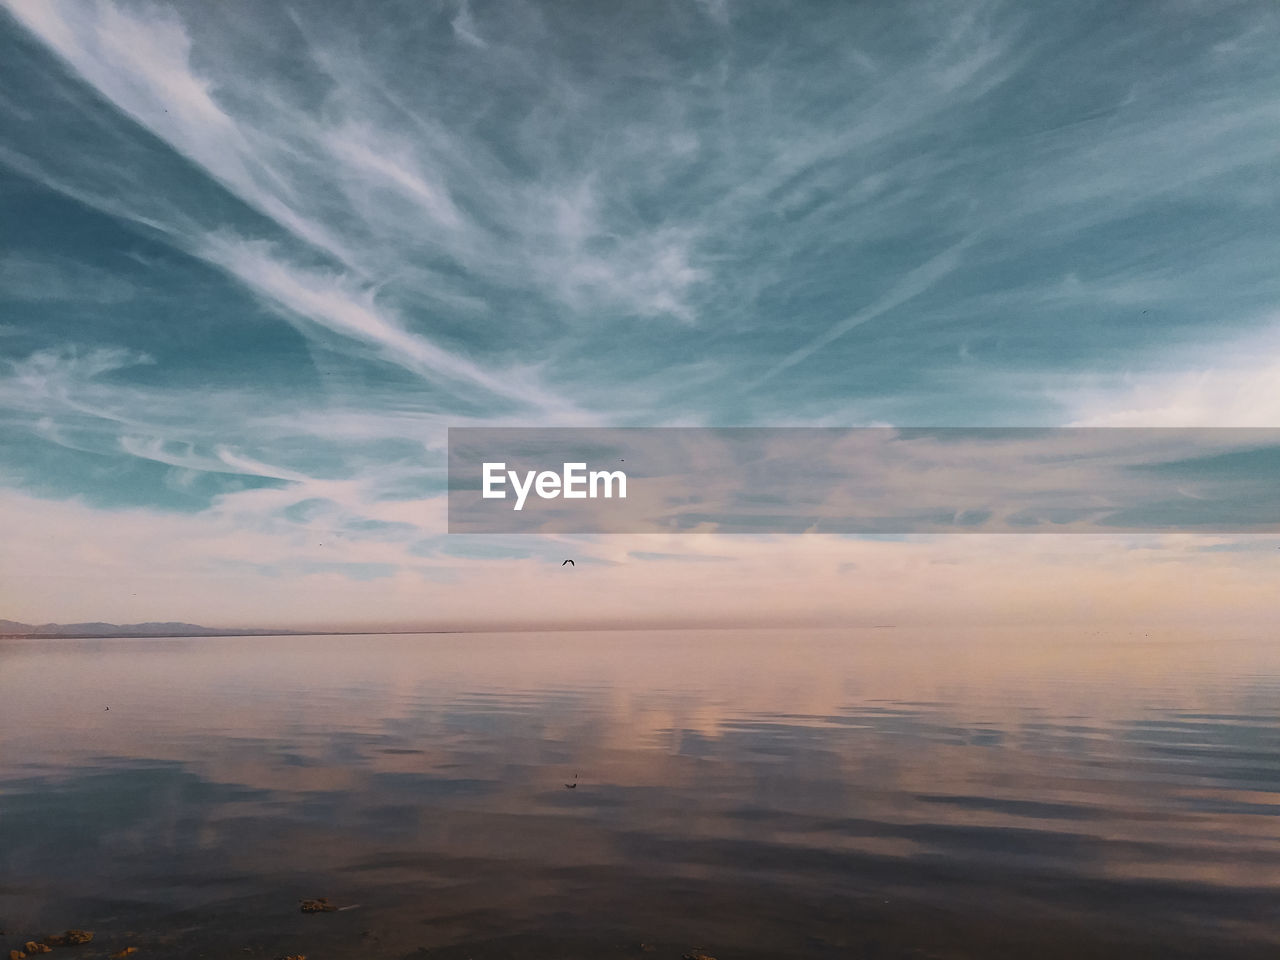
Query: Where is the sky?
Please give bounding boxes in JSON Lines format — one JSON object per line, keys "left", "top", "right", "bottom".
{"left": 1, "top": 0, "right": 1279, "bottom": 630}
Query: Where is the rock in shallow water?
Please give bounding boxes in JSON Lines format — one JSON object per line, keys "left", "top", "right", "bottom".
{"left": 44, "top": 932, "right": 92, "bottom": 947}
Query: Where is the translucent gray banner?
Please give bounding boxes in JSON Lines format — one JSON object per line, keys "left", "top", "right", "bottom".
{"left": 447, "top": 428, "right": 1280, "bottom": 534}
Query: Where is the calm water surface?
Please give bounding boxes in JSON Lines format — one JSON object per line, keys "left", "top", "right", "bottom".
{"left": 1, "top": 628, "right": 1278, "bottom": 959}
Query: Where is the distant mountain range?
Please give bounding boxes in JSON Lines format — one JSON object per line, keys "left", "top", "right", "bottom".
{"left": 0, "top": 620, "right": 295, "bottom": 638}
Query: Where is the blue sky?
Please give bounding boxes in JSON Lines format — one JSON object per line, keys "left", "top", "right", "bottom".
{"left": 1, "top": 0, "right": 1278, "bottom": 628}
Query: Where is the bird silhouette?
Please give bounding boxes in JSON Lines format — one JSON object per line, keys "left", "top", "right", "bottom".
{"left": 562, "top": 559, "right": 574, "bottom": 566}
{"left": 564, "top": 773, "right": 578, "bottom": 789}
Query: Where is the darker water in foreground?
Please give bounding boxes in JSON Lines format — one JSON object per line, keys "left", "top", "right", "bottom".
{"left": 0, "top": 628, "right": 1278, "bottom": 959}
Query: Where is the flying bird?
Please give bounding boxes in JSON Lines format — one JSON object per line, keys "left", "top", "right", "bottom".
{"left": 564, "top": 773, "right": 578, "bottom": 789}
{"left": 562, "top": 559, "right": 574, "bottom": 566}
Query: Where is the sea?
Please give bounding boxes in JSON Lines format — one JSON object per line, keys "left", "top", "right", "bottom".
{"left": 1, "top": 627, "right": 1277, "bottom": 958}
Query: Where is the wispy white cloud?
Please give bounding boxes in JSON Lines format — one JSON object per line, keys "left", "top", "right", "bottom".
{"left": 0, "top": 347, "right": 155, "bottom": 432}
{"left": 1, "top": 0, "right": 351, "bottom": 259}
{"left": 1065, "top": 318, "right": 1280, "bottom": 427}
{"left": 450, "top": 0, "right": 488, "bottom": 49}
{"left": 197, "top": 234, "right": 573, "bottom": 412}
{"left": 1, "top": 0, "right": 716, "bottom": 339}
